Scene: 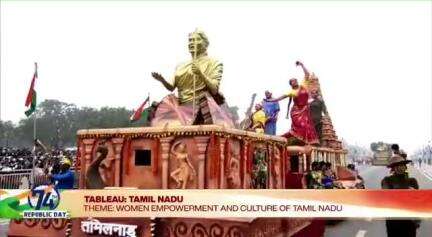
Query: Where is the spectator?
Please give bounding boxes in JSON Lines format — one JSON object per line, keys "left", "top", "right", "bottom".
{"left": 33, "top": 162, "right": 45, "bottom": 177}
{"left": 48, "top": 158, "right": 74, "bottom": 189}
{"left": 321, "top": 162, "right": 335, "bottom": 189}
{"left": 306, "top": 162, "right": 323, "bottom": 189}
{"left": 347, "top": 164, "right": 365, "bottom": 189}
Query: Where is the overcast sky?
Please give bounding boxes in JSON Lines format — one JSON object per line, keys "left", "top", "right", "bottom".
{"left": 1, "top": 1, "right": 431, "bottom": 153}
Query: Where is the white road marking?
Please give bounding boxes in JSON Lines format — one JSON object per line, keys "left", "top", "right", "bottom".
{"left": 421, "top": 171, "right": 432, "bottom": 181}
{"left": 0, "top": 219, "right": 9, "bottom": 224}
{"left": 415, "top": 167, "right": 432, "bottom": 181}
{"left": 355, "top": 230, "right": 367, "bottom": 237}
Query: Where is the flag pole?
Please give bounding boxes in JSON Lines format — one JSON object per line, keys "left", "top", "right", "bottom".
{"left": 31, "top": 62, "right": 38, "bottom": 188}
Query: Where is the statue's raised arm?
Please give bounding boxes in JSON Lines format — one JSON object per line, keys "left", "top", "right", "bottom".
{"left": 151, "top": 72, "right": 175, "bottom": 92}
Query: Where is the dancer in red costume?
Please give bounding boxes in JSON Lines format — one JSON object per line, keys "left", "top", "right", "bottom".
{"left": 265, "top": 61, "right": 319, "bottom": 145}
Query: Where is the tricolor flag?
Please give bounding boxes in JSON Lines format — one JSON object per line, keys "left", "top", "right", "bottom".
{"left": 130, "top": 96, "right": 150, "bottom": 122}
{"left": 25, "top": 63, "right": 38, "bottom": 117}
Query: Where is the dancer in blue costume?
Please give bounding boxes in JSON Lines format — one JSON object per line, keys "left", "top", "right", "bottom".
{"left": 262, "top": 90, "right": 280, "bottom": 135}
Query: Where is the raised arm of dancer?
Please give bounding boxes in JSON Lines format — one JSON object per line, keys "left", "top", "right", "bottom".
{"left": 266, "top": 94, "right": 289, "bottom": 103}
{"left": 296, "top": 61, "right": 310, "bottom": 79}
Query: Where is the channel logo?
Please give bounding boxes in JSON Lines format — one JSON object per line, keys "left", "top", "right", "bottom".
{"left": 27, "top": 185, "right": 60, "bottom": 210}
{"left": 23, "top": 185, "right": 68, "bottom": 219}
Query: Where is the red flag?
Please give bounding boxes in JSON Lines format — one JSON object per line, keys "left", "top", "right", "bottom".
{"left": 25, "top": 63, "right": 38, "bottom": 106}
{"left": 130, "top": 96, "right": 150, "bottom": 122}
{"left": 24, "top": 63, "right": 38, "bottom": 117}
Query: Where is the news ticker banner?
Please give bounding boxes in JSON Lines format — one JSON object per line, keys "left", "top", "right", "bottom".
{"left": 1, "top": 188, "right": 432, "bottom": 219}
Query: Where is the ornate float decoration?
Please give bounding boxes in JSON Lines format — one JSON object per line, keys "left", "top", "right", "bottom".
{"left": 8, "top": 30, "right": 347, "bottom": 237}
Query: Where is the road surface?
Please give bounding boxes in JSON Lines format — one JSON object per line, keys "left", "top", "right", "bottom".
{"left": 325, "top": 164, "right": 432, "bottom": 237}
{"left": 0, "top": 219, "right": 8, "bottom": 237}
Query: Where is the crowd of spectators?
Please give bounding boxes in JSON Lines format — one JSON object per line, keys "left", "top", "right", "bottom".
{"left": 0, "top": 146, "right": 76, "bottom": 173}
{"left": 305, "top": 161, "right": 364, "bottom": 189}
{"left": 0, "top": 145, "right": 77, "bottom": 189}
{"left": 306, "top": 161, "right": 335, "bottom": 189}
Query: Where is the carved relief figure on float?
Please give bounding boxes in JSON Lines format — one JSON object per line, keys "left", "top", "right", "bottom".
{"left": 170, "top": 141, "right": 196, "bottom": 189}
{"left": 272, "top": 146, "right": 281, "bottom": 188}
{"left": 252, "top": 144, "right": 268, "bottom": 189}
{"left": 86, "top": 144, "right": 113, "bottom": 189}
{"left": 226, "top": 142, "right": 241, "bottom": 189}
{"left": 150, "top": 29, "right": 234, "bottom": 127}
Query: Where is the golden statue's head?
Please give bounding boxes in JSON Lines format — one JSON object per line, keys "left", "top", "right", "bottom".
{"left": 188, "top": 29, "right": 209, "bottom": 57}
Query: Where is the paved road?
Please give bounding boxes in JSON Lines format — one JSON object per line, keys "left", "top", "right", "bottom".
{"left": 0, "top": 220, "right": 9, "bottom": 237}
{"left": 325, "top": 165, "right": 432, "bottom": 237}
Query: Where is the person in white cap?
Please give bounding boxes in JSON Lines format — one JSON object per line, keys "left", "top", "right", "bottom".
{"left": 381, "top": 154, "right": 419, "bottom": 237}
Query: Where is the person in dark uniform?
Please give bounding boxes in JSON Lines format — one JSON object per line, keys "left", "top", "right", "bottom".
{"left": 382, "top": 155, "right": 420, "bottom": 237}
{"left": 309, "top": 89, "right": 328, "bottom": 144}
{"left": 391, "top": 144, "right": 400, "bottom": 155}
{"left": 391, "top": 143, "right": 408, "bottom": 160}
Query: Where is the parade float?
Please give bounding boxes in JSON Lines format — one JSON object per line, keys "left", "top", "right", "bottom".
{"left": 8, "top": 30, "right": 348, "bottom": 237}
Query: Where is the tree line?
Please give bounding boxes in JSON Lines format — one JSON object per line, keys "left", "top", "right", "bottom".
{"left": 0, "top": 99, "right": 144, "bottom": 148}
{"left": 0, "top": 99, "right": 240, "bottom": 149}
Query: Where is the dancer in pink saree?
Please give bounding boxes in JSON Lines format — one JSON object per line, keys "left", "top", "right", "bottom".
{"left": 265, "top": 61, "right": 319, "bottom": 145}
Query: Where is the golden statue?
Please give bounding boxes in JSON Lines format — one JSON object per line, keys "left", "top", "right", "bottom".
{"left": 152, "top": 30, "right": 223, "bottom": 104}
{"left": 150, "top": 30, "right": 234, "bottom": 127}
{"left": 170, "top": 141, "right": 196, "bottom": 189}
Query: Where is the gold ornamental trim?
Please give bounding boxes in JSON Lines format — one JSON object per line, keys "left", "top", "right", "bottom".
{"left": 77, "top": 125, "right": 347, "bottom": 152}
{"left": 77, "top": 125, "right": 287, "bottom": 145}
